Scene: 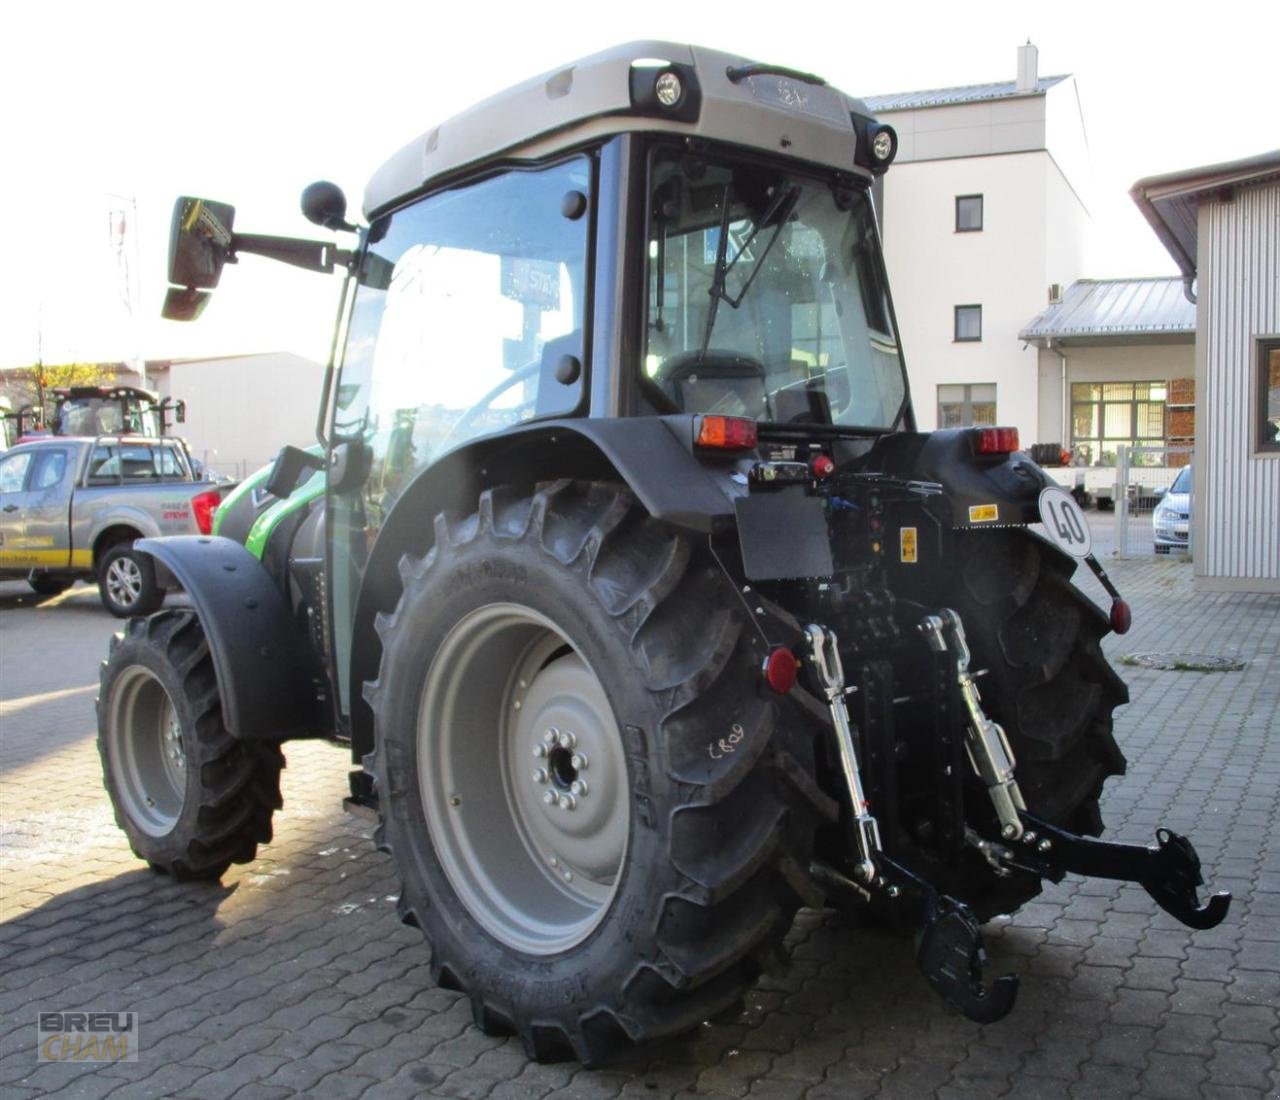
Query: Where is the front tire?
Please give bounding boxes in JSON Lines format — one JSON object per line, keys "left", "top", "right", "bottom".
{"left": 97, "top": 610, "right": 283, "bottom": 879}
{"left": 98, "top": 542, "right": 165, "bottom": 618}
{"left": 367, "top": 481, "right": 834, "bottom": 1064}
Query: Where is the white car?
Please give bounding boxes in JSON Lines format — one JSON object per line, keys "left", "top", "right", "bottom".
{"left": 1153, "top": 465, "right": 1192, "bottom": 554}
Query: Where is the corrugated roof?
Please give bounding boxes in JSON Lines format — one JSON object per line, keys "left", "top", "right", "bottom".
{"left": 863, "top": 75, "right": 1068, "bottom": 112}
{"left": 1130, "top": 149, "right": 1280, "bottom": 281}
{"left": 1019, "top": 278, "right": 1196, "bottom": 343}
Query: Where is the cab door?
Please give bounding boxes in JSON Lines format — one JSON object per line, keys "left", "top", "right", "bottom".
{"left": 0, "top": 449, "right": 34, "bottom": 566}
{"left": 24, "top": 447, "right": 75, "bottom": 568}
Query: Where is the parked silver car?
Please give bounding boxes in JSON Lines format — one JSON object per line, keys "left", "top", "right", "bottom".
{"left": 1153, "top": 464, "right": 1192, "bottom": 554}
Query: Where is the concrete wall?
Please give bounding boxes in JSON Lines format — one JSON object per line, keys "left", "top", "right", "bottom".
{"left": 880, "top": 151, "right": 1088, "bottom": 440}
{"left": 163, "top": 353, "right": 324, "bottom": 479}
{"left": 1035, "top": 341, "right": 1195, "bottom": 445}
{"left": 1195, "top": 182, "right": 1280, "bottom": 591}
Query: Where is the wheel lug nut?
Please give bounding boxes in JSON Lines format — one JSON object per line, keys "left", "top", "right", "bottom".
{"left": 532, "top": 743, "right": 548, "bottom": 759}
{"left": 543, "top": 790, "right": 557, "bottom": 806}
{"left": 558, "top": 731, "right": 576, "bottom": 750}
{"left": 558, "top": 793, "right": 576, "bottom": 811}
{"left": 570, "top": 780, "right": 588, "bottom": 798}
{"left": 532, "top": 768, "right": 549, "bottom": 784}
{"left": 570, "top": 753, "right": 588, "bottom": 771}
{"left": 562, "top": 869, "right": 573, "bottom": 882}
{"left": 543, "top": 728, "right": 559, "bottom": 745}
{"left": 1038, "top": 838, "right": 1053, "bottom": 853}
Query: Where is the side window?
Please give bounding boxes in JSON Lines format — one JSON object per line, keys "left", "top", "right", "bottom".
{"left": 87, "top": 446, "right": 119, "bottom": 483}
{"left": 0, "top": 451, "right": 33, "bottom": 493}
{"left": 30, "top": 450, "right": 69, "bottom": 492}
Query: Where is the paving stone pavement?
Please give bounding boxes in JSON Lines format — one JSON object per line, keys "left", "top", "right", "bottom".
{"left": 1, "top": 558, "right": 1277, "bottom": 1099}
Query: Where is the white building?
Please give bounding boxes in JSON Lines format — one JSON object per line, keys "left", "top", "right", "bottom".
{"left": 153, "top": 352, "right": 324, "bottom": 479}
{"left": 1132, "top": 152, "right": 1280, "bottom": 592}
{"left": 865, "top": 44, "right": 1092, "bottom": 442}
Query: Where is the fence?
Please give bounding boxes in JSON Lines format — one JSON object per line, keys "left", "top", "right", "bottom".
{"left": 1114, "top": 444, "right": 1194, "bottom": 559}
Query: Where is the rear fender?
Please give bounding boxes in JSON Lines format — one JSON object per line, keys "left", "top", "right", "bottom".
{"left": 135, "top": 535, "right": 325, "bottom": 740}
{"left": 862, "top": 429, "right": 1051, "bottom": 528}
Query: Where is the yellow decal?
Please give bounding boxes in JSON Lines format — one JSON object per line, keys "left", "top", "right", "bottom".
{"left": 899, "top": 526, "right": 918, "bottom": 563}
{"left": 968, "top": 504, "right": 999, "bottom": 524}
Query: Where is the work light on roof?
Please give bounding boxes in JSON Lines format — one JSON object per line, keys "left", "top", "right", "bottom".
{"left": 654, "top": 71, "right": 684, "bottom": 108}
{"left": 871, "top": 128, "right": 895, "bottom": 162}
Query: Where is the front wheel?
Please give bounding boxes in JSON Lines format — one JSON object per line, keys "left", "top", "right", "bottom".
{"left": 98, "top": 542, "right": 165, "bottom": 618}
{"left": 97, "top": 610, "right": 283, "bottom": 879}
{"left": 367, "top": 481, "right": 834, "bottom": 1064}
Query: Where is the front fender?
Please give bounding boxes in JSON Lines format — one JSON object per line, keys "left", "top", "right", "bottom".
{"left": 135, "top": 535, "right": 324, "bottom": 740}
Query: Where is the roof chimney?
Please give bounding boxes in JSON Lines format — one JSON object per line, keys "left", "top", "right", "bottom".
{"left": 1017, "top": 40, "right": 1039, "bottom": 92}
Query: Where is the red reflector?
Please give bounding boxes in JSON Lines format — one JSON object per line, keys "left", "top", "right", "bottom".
{"left": 810, "top": 454, "right": 835, "bottom": 479}
{"left": 763, "top": 647, "right": 798, "bottom": 694}
{"left": 191, "top": 489, "right": 221, "bottom": 535}
{"left": 696, "top": 415, "right": 758, "bottom": 451}
{"left": 1059, "top": 449, "right": 1071, "bottom": 466}
{"left": 1109, "top": 598, "right": 1132, "bottom": 635}
{"left": 972, "top": 426, "right": 1020, "bottom": 455}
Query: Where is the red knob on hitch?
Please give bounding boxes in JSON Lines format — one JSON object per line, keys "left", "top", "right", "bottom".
{"left": 1109, "top": 598, "right": 1132, "bottom": 635}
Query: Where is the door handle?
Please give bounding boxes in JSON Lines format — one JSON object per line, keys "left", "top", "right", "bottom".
{"left": 2, "top": 504, "right": 18, "bottom": 513}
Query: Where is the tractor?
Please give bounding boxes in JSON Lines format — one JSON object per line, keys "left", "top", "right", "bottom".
{"left": 96, "top": 42, "right": 1229, "bottom": 1064}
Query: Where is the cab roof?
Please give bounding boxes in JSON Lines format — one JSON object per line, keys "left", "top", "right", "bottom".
{"left": 364, "top": 41, "right": 877, "bottom": 218}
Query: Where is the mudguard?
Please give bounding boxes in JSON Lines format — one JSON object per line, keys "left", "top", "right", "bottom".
{"left": 135, "top": 535, "right": 324, "bottom": 740}
{"left": 861, "top": 429, "right": 1051, "bottom": 528}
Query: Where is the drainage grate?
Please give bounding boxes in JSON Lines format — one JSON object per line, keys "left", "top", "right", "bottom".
{"left": 1119, "top": 653, "right": 1246, "bottom": 672}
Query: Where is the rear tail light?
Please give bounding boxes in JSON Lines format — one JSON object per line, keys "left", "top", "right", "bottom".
{"left": 695, "top": 415, "right": 758, "bottom": 452}
{"left": 971, "top": 426, "right": 1020, "bottom": 455}
{"left": 191, "top": 489, "right": 221, "bottom": 535}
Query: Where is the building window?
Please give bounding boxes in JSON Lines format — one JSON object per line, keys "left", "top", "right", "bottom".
{"left": 1258, "top": 338, "right": 1280, "bottom": 453}
{"left": 955, "top": 194, "right": 983, "bottom": 232}
{"left": 954, "top": 305, "right": 982, "bottom": 342}
{"left": 938, "top": 383, "right": 997, "bottom": 428}
{"left": 1070, "top": 381, "right": 1166, "bottom": 466}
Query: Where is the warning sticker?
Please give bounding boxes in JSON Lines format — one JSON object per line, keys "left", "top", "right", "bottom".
{"left": 899, "top": 526, "right": 918, "bottom": 563}
{"left": 968, "top": 504, "right": 999, "bottom": 523}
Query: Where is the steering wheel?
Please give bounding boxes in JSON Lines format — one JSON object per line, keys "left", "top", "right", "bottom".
{"left": 434, "top": 359, "right": 540, "bottom": 454}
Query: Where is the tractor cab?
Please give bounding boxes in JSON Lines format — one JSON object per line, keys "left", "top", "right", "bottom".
{"left": 50, "top": 385, "right": 185, "bottom": 439}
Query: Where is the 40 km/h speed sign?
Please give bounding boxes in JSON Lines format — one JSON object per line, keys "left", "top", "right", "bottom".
{"left": 1038, "top": 485, "right": 1093, "bottom": 559}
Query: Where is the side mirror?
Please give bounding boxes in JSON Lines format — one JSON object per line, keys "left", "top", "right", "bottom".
{"left": 301, "top": 181, "right": 357, "bottom": 233}
{"left": 1154, "top": 487, "right": 1168, "bottom": 499}
{"left": 167, "top": 197, "right": 235, "bottom": 290}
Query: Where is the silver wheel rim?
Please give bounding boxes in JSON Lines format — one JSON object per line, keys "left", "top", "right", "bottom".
{"left": 106, "top": 556, "right": 144, "bottom": 608}
{"left": 418, "top": 602, "right": 630, "bottom": 955}
{"left": 107, "top": 666, "right": 185, "bottom": 836}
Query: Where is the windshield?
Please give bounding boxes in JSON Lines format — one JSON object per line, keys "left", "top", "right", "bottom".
{"left": 643, "top": 147, "right": 907, "bottom": 430}
{"left": 58, "top": 398, "right": 160, "bottom": 437}
{"left": 1171, "top": 465, "right": 1192, "bottom": 494}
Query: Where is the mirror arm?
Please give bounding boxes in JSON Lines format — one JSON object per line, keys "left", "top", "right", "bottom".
{"left": 229, "top": 233, "right": 354, "bottom": 275}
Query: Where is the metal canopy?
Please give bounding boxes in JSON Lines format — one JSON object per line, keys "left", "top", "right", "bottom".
{"left": 1019, "top": 278, "right": 1196, "bottom": 347}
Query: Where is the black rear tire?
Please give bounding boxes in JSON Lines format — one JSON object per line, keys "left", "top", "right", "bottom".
{"left": 943, "top": 529, "right": 1128, "bottom": 918}
{"left": 98, "top": 542, "right": 165, "bottom": 619}
{"left": 97, "top": 610, "right": 283, "bottom": 880}
{"left": 367, "top": 481, "right": 835, "bottom": 1064}
{"left": 27, "top": 572, "right": 73, "bottom": 596}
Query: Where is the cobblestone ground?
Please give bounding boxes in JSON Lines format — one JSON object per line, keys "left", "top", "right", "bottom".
{"left": 1, "top": 559, "right": 1277, "bottom": 1099}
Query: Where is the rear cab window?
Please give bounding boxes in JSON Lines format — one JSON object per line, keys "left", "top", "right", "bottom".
{"left": 87, "top": 443, "right": 190, "bottom": 484}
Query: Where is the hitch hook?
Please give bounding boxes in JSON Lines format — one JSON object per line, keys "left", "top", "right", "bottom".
{"left": 1144, "top": 828, "right": 1233, "bottom": 930}
{"left": 916, "top": 896, "right": 1020, "bottom": 1024}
